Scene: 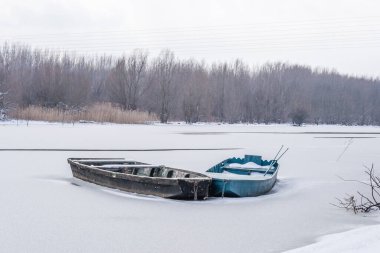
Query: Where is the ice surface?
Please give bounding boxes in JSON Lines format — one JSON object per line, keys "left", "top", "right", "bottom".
{"left": 0, "top": 122, "right": 380, "bottom": 253}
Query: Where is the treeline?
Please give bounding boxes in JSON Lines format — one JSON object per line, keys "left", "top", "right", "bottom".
{"left": 1, "top": 43, "right": 380, "bottom": 125}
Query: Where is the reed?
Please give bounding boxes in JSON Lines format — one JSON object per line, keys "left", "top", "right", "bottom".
{"left": 10, "top": 103, "right": 158, "bottom": 124}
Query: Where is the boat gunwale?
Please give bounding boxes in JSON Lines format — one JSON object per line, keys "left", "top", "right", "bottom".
{"left": 207, "top": 168, "right": 279, "bottom": 182}
{"left": 206, "top": 155, "right": 280, "bottom": 180}
{"left": 67, "top": 158, "right": 211, "bottom": 184}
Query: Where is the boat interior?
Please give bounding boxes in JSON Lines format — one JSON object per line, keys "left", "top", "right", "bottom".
{"left": 222, "top": 167, "right": 276, "bottom": 175}
{"left": 207, "top": 155, "right": 278, "bottom": 176}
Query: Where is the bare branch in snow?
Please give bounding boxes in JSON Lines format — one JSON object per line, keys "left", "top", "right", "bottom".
{"left": 335, "top": 164, "right": 380, "bottom": 213}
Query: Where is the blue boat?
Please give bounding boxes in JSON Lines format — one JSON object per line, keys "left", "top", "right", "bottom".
{"left": 206, "top": 155, "right": 280, "bottom": 197}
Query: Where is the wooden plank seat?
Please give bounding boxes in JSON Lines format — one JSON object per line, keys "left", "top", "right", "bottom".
{"left": 223, "top": 166, "right": 275, "bottom": 175}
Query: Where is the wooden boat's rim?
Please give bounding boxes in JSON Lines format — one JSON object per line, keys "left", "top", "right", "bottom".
{"left": 95, "top": 164, "right": 163, "bottom": 168}
{"left": 68, "top": 158, "right": 211, "bottom": 181}
{"left": 69, "top": 159, "right": 134, "bottom": 163}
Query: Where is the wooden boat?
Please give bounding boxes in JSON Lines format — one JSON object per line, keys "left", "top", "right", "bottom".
{"left": 206, "top": 155, "right": 280, "bottom": 197}
{"left": 68, "top": 158, "right": 211, "bottom": 200}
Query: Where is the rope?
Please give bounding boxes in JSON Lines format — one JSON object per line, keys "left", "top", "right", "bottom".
{"left": 221, "top": 180, "right": 227, "bottom": 198}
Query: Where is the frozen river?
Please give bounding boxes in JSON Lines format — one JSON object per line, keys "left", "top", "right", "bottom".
{"left": 1, "top": 122, "right": 379, "bottom": 252}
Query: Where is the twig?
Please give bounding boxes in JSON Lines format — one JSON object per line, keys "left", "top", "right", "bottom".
{"left": 335, "top": 164, "right": 380, "bottom": 213}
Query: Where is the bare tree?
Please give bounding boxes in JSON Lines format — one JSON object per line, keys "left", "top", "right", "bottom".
{"left": 91, "top": 56, "right": 112, "bottom": 102}
{"left": 208, "top": 63, "right": 234, "bottom": 122}
{"left": 0, "top": 51, "right": 7, "bottom": 119}
{"left": 152, "top": 50, "right": 176, "bottom": 123}
{"left": 108, "top": 50, "right": 148, "bottom": 110}
{"left": 0, "top": 89, "right": 9, "bottom": 120}
{"left": 179, "top": 60, "right": 207, "bottom": 123}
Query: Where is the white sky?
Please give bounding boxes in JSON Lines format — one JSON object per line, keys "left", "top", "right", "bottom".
{"left": 1, "top": 0, "right": 380, "bottom": 77}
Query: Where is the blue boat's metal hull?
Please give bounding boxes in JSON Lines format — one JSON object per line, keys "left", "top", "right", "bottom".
{"left": 209, "top": 170, "right": 278, "bottom": 197}
{"left": 206, "top": 155, "right": 279, "bottom": 197}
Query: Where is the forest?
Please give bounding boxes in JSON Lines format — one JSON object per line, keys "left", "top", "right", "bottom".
{"left": 1, "top": 43, "right": 380, "bottom": 125}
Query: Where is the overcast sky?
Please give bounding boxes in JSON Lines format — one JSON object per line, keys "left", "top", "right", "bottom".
{"left": 1, "top": 0, "right": 380, "bottom": 77}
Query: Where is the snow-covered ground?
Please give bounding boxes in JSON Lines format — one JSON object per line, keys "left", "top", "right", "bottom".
{"left": 285, "top": 224, "right": 380, "bottom": 253}
{"left": 0, "top": 121, "right": 379, "bottom": 252}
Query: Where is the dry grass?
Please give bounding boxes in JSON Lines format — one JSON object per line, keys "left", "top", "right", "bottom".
{"left": 10, "top": 103, "right": 158, "bottom": 124}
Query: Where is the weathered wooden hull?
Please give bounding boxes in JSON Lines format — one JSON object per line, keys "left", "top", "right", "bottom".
{"left": 68, "top": 158, "right": 211, "bottom": 200}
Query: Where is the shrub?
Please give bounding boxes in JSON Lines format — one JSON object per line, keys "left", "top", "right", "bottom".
{"left": 290, "top": 108, "right": 308, "bottom": 126}
{"left": 10, "top": 103, "right": 158, "bottom": 124}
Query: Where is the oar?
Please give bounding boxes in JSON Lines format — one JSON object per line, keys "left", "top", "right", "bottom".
{"left": 263, "top": 145, "right": 283, "bottom": 176}
{"left": 265, "top": 147, "right": 289, "bottom": 176}
{"left": 276, "top": 148, "right": 289, "bottom": 161}
{"left": 264, "top": 146, "right": 289, "bottom": 176}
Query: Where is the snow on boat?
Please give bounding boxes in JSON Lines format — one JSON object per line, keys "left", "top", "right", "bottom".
{"left": 206, "top": 155, "right": 281, "bottom": 197}
{"left": 68, "top": 158, "right": 211, "bottom": 200}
